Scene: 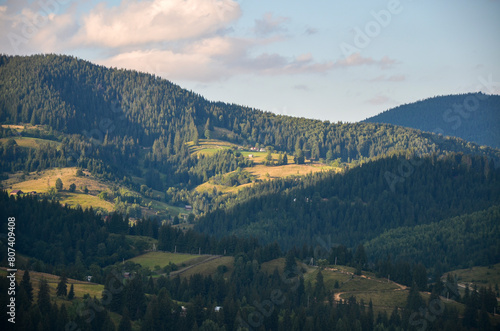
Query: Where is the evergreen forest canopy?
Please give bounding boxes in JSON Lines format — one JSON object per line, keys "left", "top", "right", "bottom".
{"left": 196, "top": 153, "right": 500, "bottom": 261}
{"left": 1, "top": 54, "right": 499, "bottom": 189}
{"left": 363, "top": 93, "right": 500, "bottom": 149}
{"left": 1, "top": 54, "right": 499, "bottom": 330}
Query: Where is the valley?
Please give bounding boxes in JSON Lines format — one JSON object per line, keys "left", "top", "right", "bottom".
{"left": 0, "top": 54, "right": 498, "bottom": 330}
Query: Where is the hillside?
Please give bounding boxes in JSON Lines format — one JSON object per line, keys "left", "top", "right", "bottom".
{"left": 0, "top": 165, "right": 189, "bottom": 220}
{"left": 365, "top": 205, "right": 500, "bottom": 271}
{"left": 1, "top": 54, "right": 499, "bottom": 180}
{"left": 196, "top": 154, "right": 500, "bottom": 256}
{"left": 2, "top": 54, "right": 500, "bottom": 222}
{"left": 1, "top": 54, "right": 499, "bottom": 330}
{"left": 363, "top": 93, "right": 500, "bottom": 148}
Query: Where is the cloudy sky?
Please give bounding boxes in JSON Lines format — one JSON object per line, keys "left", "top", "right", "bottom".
{"left": 1, "top": 0, "right": 499, "bottom": 122}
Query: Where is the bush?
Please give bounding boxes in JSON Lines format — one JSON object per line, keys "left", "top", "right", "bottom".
{"left": 55, "top": 178, "right": 63, "bottom": 191}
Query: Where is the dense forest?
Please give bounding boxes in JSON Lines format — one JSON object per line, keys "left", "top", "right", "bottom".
{"left": 365, "top": 205, "right": 500, "bottom": 271}
{"left": 1, "top": 54, "right": 499, "bottom": 187}
{"left": 2, "top": 193, "right": 497, "bottom": 331}
{"left": 0, "top": 191, "right": 277, "bottom": 279}
{"left": 363, "top": 93, "right": 500, "bottom": 148}
{"left": 195, "top": 153, "right": 500, "bottom": 265}
{"left": 1, "top": 54, "right": 499, "bottom": 330}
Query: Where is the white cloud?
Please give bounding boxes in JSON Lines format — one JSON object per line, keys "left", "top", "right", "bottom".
{"left": 334, "top": 53, "right": 398, "bottom": 70}
{"left": 99, "top": 41, "right": 334, "bottom": 82}
{"left": 0, "top": 1, "right": 391, "bottom": 82}
{"left": 74, "top": 0, "right": 241, "bottom": 48}
{"left": 0, "top": 0, "right": 79, "bottom": 54}
{"left": 99, "top": 48, "right": 221, "bottom": 81}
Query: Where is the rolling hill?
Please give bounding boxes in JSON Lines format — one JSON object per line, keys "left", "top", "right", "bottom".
{"left": 363, "top": 93, "right": 500, "bottom": 148}
{"left": 1, "top": 54, "right": 499, "bottom": 220}
{"left": 1, "top": 54, "right": 499, "bottom": 331}
{"left": 195, "top": 153, "right": 500, "bottom": 256}
{"left": 1, "top": 54, "right": 499, "bottom": 177}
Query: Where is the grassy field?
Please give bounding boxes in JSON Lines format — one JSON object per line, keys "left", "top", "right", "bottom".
{"left": 188, "top": 139, "right": 239, "bottom": 156}
{"left": 142, "top": 195, "right": 187, "bottom": 218}
{"left": 61, "top": 192, "right": 115, "bottom": 211}
{"left": 2, "top": 136, "right": 339, "bottom": 216}
{"left": 0, "top": 268, "right": 104, "bottom": 302}
{"left": 258, "top": 261, "right": 418, "bottom": 314}
{"left": 300, "top": 265, "right": 472, "bottom": 316}
{"left": 1, "top": 166, "right": 187, "bottom": 218}
{"left": 444, "top": 263, "right": 500, "bottom": 289}
{"left": 1, "top": 124, "right": 26, "bottom": 130}
{"left": 1, "top": 167, "right": 110, "bottom": 194}
{"left": 339, "top": 289, "right": 410, "bottom": 309}
{"left": 194, "top": 180, "right": 251, "bottom": 195}
{"left": 247, "top": 163, "right": 336, "bottom": 179}
{"left": 1, "top": 167, "right": 116, "bottom": 211}
{"left": 179, "top": 256, "right": 235, "bottom": 279}
{"left": 194, "top": 163, "right": 338, "bottom": 195}
{"left": 127, "top": 251, "right": 201, "bottom": 270}
{"left": 188, "top": 138, "right": 338, "bottom": 168}
{"left": 302, "top": 266, "right": 411, "bottom": 314}
{"left": 0, "top": 136, "right": 61, "bottom": 148}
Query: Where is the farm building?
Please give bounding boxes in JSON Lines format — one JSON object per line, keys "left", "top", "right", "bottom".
{"left": 9, "top": 190, "right": 23, "bottom": 196}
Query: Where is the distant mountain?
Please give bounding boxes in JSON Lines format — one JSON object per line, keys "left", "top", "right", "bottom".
{"left": 363, "top": 93, "right": 500, "bottom": 148}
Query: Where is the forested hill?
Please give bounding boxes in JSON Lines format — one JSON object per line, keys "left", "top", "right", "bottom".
{"left": 363, "top": 93, "right": 500, "bottom": 148}
{"left": 1, "top": 54, "right": 499, "bottom": 172}
{"left": 365, "top": 205, "right": 500, "bottom": 271}
{"left": 195, "top": 153, "right": 500, "bottom": 252}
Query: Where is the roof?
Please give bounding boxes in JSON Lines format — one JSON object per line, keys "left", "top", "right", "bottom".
{"left": 10, "top": 190, "right": 23, "bottom": 194}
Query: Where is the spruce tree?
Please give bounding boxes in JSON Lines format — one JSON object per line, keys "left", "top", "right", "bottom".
{"left": 314, "top": 269, "right": 325, "bottom": 301}
{"left": 68, "top": 283, "right": 75, "bottom": 300}
{"left": 21, "top": 270, "right": 33, "bottom": 303}
{"left": 56, "top": 274, "right": 68, "bottom": 297}
{"left": 405, "top": 282, "right": 425, "bottom": 312}
{"left": 38, "top": 278, "right": 51, "bottom": 314}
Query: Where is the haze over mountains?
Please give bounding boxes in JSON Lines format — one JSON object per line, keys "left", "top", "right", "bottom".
{"left": 364, "top": 93, "right": 500, "bottom": 149}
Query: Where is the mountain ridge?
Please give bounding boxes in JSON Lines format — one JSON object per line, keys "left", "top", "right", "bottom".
{"left": 363, "top": 93, "right": 500, "bottom": 148}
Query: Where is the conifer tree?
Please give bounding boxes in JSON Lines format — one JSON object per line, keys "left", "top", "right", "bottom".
{"left": 56, "top": 274, "right": 68, "bottom": 297}
{"left": 21, "top": 270, "right": 33, "bottom": 303}
{"left": 405, "top": 282, "right": 425, "bottom": 312}
{"left": 68, "top": 283, "right": 75, "bottom": 300}
{"left": 38, "top": 278, "right": 51, "bottom": 314}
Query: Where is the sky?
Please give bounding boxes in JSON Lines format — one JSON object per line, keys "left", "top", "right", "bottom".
{"left": 1, "top": 0, "right": 499, "bottom": 122}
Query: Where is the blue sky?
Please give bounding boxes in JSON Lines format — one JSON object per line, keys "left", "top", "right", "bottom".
{"left": 1, "top": 0, "right": 499, "bottom": 122}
